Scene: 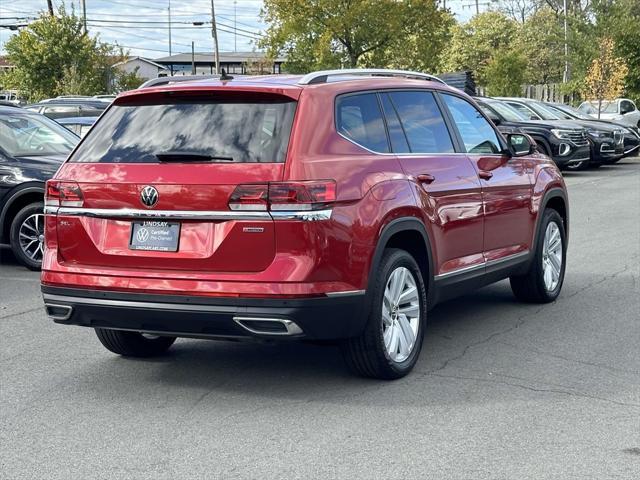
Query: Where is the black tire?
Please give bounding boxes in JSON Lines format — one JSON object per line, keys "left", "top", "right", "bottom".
{"left": 9, "top": 202, "right": 44, "bottom": 270}
{"left": 94, "top": 328, "right": 176, "bottom": 357}
{"left": 510, "top": 209, "right": 566, "bottom": 303}
{"left": 340, "top": 248, "right": 427, "bottom": 379}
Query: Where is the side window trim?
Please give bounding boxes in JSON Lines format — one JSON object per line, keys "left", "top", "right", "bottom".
{"left": 433, "top": 91, "right": 466, "bottom": 153}
{"left": 436, "top": 91, "right": 509, "bottom": 155}
{"left": 379, "top": 92, "right": 411, "bottom": 153}
{"left": 374, "top": 92, "right": 393, "bottom": 154}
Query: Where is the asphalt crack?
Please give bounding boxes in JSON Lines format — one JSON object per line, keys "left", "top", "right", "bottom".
{"left": 425, "top": 371, "right": 640, "bottom": 409}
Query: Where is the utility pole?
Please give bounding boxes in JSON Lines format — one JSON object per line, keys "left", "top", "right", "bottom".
{"left": 562, "top": 0, "right": 568, "bottom": 80}
{"left": 46, "top": 0, "right": 54, "bottom": 15}
{"left": 234, "top": 0, "right": 237, "bottom": 52}
{"left": 475, "top": 0, "right": 479, "bottom": 15}
{"left": 191, "top": 41, "right": 196, "bottom": 75}
{"left": 81, "top": 0, "right": 87, "bottom": 34}
{"left": 168, "top": 0, "right": 173, "bottom": 75}
{"left": 210, "top": 0, "right": 220, "bottom": 74}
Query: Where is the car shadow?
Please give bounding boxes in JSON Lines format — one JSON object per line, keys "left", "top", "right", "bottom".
{"left": 71, "top": 281, "right": 543, "bottom": 405}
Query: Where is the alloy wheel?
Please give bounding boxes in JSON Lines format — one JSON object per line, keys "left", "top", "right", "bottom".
{"left": 18, "top": 213, "right": 44, "bottom": 264}
{"left": 382, "top": 266, "right": 421, "bottom": 363}
{"left": 542, "top": 221, "right": 563, "bottom": 291}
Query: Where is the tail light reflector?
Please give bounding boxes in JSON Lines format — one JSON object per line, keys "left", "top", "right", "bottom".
{"left": 228, "top": 184, "right": 269, "bottom": 211}
{"left": 228, "top": 180, "right": 336, "bottom": 212}
{"left": 268, "top": 181, "right": 336, "bottom": 210}
{"left": 45, "top": 181, "right": 84, "bottom": 207}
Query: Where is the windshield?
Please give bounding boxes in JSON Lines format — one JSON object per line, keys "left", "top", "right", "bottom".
{"left": 552, "top": 104, "right": 593, "bottom": 120}
{"left": 585, "top": 101, "right": 618, "bottom": 113}
{"left": 529, "top": 102, "right": 563, "bottom": 120}
{"left": 485, "top": 100, "right": 528, "bottom": 122}
{"left": 0, "top": 111, "right": 78, "bottom": 157}
{"left": 71, "top": 99, "right": 297, "bottom": 163}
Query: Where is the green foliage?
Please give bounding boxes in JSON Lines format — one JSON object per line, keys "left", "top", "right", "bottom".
{"left": 2, "top": 7, "right": 122, "bottom": 101}
{"left": 516, "top": 8, "right": 565, "bottom": 84}
{"left": 484, "top": 50, "right": 528, "bottom": 96}
{"left": 113, "top": 67, "right": 145, "bottom": 92}
{"left": 260, "top": 0, "right": 453, "bottom": 73}
{"left": 442, "top": 11, "right": 518, "bottom": 85}
{"left": 591, "top": 0, "right": 640, "bottom": 103}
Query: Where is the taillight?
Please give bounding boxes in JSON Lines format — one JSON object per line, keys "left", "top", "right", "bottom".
{"left": 229, "top": 180, "right": 336, "bottom": 212}
{"left": 45, "top": 181, "right": 84, "bottom": 207}
{"left": 228, "top": 184, "right": 268, "bottom": 211}
{"left": 268, "top": 180, "right": 336, "bottom": 210}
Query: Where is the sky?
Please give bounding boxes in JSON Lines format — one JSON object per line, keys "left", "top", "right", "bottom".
{"left": 0, "top": 0, "right": 477, "bottom": 59}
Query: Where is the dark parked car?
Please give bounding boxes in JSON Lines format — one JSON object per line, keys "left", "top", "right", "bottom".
{"left": 497, "top": 97, "right": 624, "bottom": 169}
{"left": 475, "top": 98, "right": 590, "bottom": 169}
{"left": 544, "top": 103, "right": 640, "bottom": 161}
{"left": 56, "top": 116, "right": 98, "bottom": 138}
{"left": 42, "top": 69, "right": 569, "bottom": 379}
{"left": 24, "top": 101, "right": 106, "bottom": 120}
{"left": 0, "top": 106, "right": 79, "bottom": 269}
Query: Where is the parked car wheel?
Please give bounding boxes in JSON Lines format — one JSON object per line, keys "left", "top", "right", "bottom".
{"left": 95, "top": 328, "right": 176, "bottom": 357}
{"left": 341, "top": 248, "right": 427, "bottom": 379}
{"left": 510, "top": 209, "right": 566, "bottom": 303}
{"left": 9, "top": 202, "right": 45, "bottom": 270}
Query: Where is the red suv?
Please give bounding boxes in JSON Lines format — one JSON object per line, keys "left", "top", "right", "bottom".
{"left": 41, "top": 69, "right": 568, "bottom": 379}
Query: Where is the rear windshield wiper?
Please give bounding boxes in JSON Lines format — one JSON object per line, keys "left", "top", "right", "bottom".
{"left": 155, "top": 152, "right": 234, "bottom": 162}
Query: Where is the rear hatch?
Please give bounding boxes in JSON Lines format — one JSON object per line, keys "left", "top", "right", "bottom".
{"left": 49, "top": 87, "right": 298, "bottom": 273}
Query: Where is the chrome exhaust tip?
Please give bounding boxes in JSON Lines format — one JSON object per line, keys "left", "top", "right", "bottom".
{"left": 44, "top": 303, "right": 73, "bottom": 321}
{"left": 233, "top": 316, "right": 303, "bottom": 336}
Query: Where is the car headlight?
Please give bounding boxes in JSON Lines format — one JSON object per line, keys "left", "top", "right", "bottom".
{"left": 551, "top": 129, "right": 576, "bottom": 140}
{"left": 586, "top": 129, "right": 609, "bottom": 138}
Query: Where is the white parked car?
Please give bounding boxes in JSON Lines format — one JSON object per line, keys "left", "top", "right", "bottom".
{"left": 579, "top": 98, "right": 640, "bottom": 130}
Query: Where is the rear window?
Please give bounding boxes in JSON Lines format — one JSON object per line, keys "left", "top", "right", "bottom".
{"left": 70, "top": 99, "right": 297, "bottom": 163}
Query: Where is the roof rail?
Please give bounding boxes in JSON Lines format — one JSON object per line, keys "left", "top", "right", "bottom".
{"left": 297, "top": 69, "right": 446, "bottom": 85}
{"left": 138, "top": 74, "right": 221, "bottom": 89}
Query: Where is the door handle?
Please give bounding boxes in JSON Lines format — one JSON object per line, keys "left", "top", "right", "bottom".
{"left": 417, "top": 174, "right": 435, "bottom": 184}
{"left": 478, "top": 171, "right": 493, "bottom": 180}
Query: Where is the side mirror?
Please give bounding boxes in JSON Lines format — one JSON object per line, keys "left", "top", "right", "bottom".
{"left": 491, "top": 116, "right": 501, "bottom": 126}
{"left": 530, "top": 114, "right": 542, "bottom": 120}
{"left": 507, "top": 133, "right": 535, "bottom": 157}
{"left": 620, "top": 104, "right": 634, "bottom": 115}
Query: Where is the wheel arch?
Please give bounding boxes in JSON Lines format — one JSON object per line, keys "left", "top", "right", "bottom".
{"left": 366, "top": 216, "right": 436, "bottom": 311}
{"left": 1, "top": 183, "right": 45, "bottom": 244}
{"left": 532, "top": 187, "right": 569, "bottom": 257}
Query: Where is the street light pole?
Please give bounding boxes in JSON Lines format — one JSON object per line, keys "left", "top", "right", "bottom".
{"left": 562, "top": 0, "right": 569, "bottom": 84}
{"left": 211, "top": 0, "right": 220, "bottom": 74}
{"left": 81, "top": 0, "right": 87, "bottom": 33}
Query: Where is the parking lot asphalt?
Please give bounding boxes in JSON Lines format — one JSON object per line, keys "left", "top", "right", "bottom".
{"left": 1, "top": 158, "right": 639, "bottom": 480}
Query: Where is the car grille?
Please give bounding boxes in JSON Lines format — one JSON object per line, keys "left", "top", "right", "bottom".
{"left": 614, "top": 130, "right": 624, "bottom": 145}
{"left": 565, "top": 130, "right": 589, "bottom": 146}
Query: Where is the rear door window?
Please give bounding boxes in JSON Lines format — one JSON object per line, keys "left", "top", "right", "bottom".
{"left": 387, "top": 91, "right": 454, "bottom": 153}
{"left": 336, "top": 93, "right": 389, "bottom": 153}
{"left": 441, "top": 94, "right": 502, "bottom": 154}
{"left": 70, "top": 99, "right": 297, "bottom": 163}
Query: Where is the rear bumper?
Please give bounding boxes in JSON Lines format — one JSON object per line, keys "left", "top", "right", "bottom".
{"left": 41, "top": 286, "right": 367, "bottom": 341}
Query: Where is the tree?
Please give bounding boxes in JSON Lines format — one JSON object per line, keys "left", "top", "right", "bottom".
{"left": 2, "top": 7, "right": 121, "bottom": 101}
{"left": 113, "top": 67, "right": 145, "bottom": 92}
{"left": 583, "top": 37, "right": 628, "bottom": 118}
{"left": 517, "top": 7, "right": 565, "bottom": 84}
{"left": 591, "top": 0, "right": 640, "bottom": 103}
{"left": 442, "top": 11, "right": 518, "bottom": 86}
{"left": 484, "top": 50, "right": 528, "bottom": 96}
{"left": 498, "top": 0, "right": 538, "bottom": 23}
{"left": 260, "top": 0, "right": 453, "bottom": 73}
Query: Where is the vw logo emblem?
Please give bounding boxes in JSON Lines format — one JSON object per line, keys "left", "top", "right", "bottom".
{"left": 140, "top": 186, "right": 159, "bottom": 208}
{"left": 136, "top": 227, "right": 150, "bottom": 243}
